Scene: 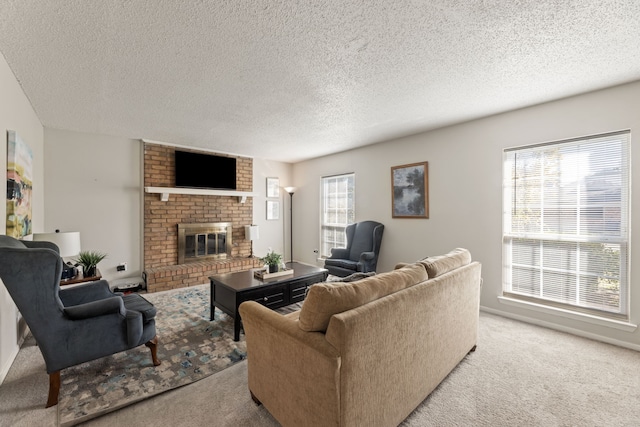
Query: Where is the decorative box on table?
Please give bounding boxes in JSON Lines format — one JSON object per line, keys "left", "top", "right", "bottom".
{"left": 254, "top": 268, "right": 294, "bottom": 280}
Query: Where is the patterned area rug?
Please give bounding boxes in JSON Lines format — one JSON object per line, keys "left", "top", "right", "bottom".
{"left": 57, "top": 284, "right": 247, "bottom": 426}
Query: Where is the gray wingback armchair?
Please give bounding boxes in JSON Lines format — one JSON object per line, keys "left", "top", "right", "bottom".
{"left": 323, "top": 220, "right": 384, "bottom": 277}
{"left": 0, "top": 235, "right": 160, "bottom": 407}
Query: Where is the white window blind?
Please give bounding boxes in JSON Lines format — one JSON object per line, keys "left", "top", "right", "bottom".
{"left": 321, "top": 173, "right": 355, "bottom": 258}
{"left": 503, "top": 131, "right": 630, "bottom": 319}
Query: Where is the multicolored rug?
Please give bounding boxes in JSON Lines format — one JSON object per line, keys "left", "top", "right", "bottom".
{"left": 57, "top": 284, "right": 247, "bottom": 426}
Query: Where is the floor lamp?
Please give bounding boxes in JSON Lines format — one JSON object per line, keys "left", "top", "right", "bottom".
{"left": 284, "top": 187, "right": 296, "bottom": 264}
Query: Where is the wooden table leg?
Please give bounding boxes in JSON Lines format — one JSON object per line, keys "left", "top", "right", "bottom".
{"left": 210, "top": 281, "right": 215, "bottom": 320}
{"left": 234, "top": 314, "right": 241, "bottom": 341}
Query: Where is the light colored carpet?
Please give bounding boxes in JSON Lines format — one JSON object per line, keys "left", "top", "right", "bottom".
{"left": 1, "top": 308, "right": 640, "bottom": 426}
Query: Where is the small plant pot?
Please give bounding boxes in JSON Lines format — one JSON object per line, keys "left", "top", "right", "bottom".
{"left": 268, "top": 264, "right": 278, "bottom": 273}
{"left": 84, "top": 266, "right": 97, "bottom": 277}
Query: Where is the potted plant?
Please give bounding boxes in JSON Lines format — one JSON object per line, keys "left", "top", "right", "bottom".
{"left": 74, "top": 250, "right": 107, "bottom": 277}
{"left": 261, "top": 250, "right": 283, "bottom": 273}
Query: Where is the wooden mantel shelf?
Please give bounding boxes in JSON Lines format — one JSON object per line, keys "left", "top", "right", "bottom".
{"left": 145, "top": 186, "right": 255, "bottom": 203}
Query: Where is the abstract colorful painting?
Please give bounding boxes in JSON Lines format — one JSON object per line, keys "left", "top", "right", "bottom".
{"left": 6, "top": 130, "right": 33, "bottom": 238}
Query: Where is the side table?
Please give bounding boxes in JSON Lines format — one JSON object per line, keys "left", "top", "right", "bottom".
{"left": 60, "top": 268, "right": 102, "bottom": 286}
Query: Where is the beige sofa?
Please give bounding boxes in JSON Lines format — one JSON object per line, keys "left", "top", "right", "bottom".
{"left": 239, "top": 248, "right": 481, "bottom": 426}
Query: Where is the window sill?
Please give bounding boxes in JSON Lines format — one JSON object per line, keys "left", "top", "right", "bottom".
{"left": 497, "top": 296, "right": 637, "bottom": 332}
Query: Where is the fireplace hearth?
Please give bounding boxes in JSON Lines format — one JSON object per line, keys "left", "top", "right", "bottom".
{"left": 177, "top": 222, "right": 233, "bottom": 264}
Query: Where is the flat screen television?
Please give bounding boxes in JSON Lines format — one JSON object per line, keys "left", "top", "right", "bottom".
{"left": 175, "top": 150, "right": 237, "bottom": 190}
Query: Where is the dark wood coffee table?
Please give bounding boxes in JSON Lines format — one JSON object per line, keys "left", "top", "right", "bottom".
{"left": 209, "top": 262, "right": 328, "bottom": 341}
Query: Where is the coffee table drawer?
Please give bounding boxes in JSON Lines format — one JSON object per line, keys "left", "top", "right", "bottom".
{"left": 244, "top": 284, "right": 289, "bottom": 309}
{"left": 289, "top": 278, "right": 315, "bottom": 304}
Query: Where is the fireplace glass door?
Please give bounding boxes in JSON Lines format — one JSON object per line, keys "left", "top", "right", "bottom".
{"left": 178, "top": 223, "right": 233, "bottom": 264}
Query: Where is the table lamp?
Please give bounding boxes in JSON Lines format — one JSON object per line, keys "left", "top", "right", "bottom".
{"left": 33, "top": 230, "right": 81, "bottom": 280}
{"left": 244, "top": 225, "right": 259, "bottom": 258}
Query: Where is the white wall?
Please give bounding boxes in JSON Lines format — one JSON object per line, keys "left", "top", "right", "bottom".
{"left": 293, "top": 80, "right": 640, "bottom": 349}
{"left": 0, "top": 51, "right": 44, "bottom": 383}
{"left": 251, "top": 159, "right": 293, "bottom": 260}
{"left": 44, "top": 129, "right": 143, "bottom": 280}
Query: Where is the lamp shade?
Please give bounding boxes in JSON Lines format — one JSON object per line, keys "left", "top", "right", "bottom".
{"left": 32, "top": 231, "right": 81, "bottom": 258}
{"left": 244, "top": 225, "right": 259, "bottom": 241}
{"left": 284, "top": 186, "right": 297, "bottom": 194}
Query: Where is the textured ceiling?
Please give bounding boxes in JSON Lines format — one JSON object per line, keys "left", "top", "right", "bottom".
{"left": 0, "top": 1, "right": 639, "bottom": 163}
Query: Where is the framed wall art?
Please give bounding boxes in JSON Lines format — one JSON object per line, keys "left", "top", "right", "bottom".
{"left": 266, "top": 200, "right": 280, "bottom": 220}
{"left": 6, "top": 130, "right": 33, "bottom": 237}
{"left": 391, "top": 161, "right": 428, "bottom": 219}
{"left": 266, "top": 177, "right": 279, "bottom": 198}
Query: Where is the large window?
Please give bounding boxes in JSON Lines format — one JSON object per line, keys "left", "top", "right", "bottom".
{"left": 321, "top": 173, "right": 355, "bottom": 258}
{"left": 503, "top": 131, "right": 630, "bottom": 320}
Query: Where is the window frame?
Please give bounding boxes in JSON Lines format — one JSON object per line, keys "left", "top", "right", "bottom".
{"left": 320, "top": 173, "right": 355, "bottom": 259}
{"left": 502, "top": 130, "right": 630, "bottom": 321}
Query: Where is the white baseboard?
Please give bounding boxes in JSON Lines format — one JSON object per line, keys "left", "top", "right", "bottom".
{"left": 0, "top": 346, "right": 19, "bottom": 386}
{"left": 0, "top": 321, "right": 29, "bottom": 386}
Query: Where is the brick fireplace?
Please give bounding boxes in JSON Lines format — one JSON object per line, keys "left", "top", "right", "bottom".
{"left": 143, "top": 143, "right": 262, "bottom": 292}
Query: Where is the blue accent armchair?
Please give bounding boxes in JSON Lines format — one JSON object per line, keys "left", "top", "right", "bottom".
{"left": 323, "top": 221, "right": 384, "bottom": 277}
{"left": 0, "top": 235, "right": 160, "bottom": 407}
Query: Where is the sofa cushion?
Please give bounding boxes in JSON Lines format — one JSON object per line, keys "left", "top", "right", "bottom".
{"left": 420, "top": 248, "right": 471, "bottom": 278}
{"left": 323, "top": 258, "right": 358, "bottom": 271}
{"left": 298, "top": 263, "right": 427, "bottom": 332}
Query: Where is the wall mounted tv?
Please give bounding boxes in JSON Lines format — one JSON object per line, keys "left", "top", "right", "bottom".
{"left": 174, "top": 150, "right": 237, "bottom": 190}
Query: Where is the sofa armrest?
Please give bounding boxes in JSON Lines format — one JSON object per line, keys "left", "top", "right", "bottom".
{"left": 356, "top": 251, "right": 377, "bottom": 272}
{"left": 359, "top": 251, "right": 375, "bottom": 262}
{"left": 239, "top": 301, "right": 341, "bottom": 426}
{"left": 59, "top": 280, "right": 114, "bottom": 306}
{"left": 239, "top": 301, "right": 339, "bottom": 358}
{"left": 64, "top": 296, "right": 126, "bottom": 320}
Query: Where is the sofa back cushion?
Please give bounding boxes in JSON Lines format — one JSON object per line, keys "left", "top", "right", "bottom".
{"left": 298, "top": 263, "right": 427, "bottom": 332}
{"left": 420, "top": 248, "right": 471, "bottom": 278}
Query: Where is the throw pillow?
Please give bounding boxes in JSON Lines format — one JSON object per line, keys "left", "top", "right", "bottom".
{"left": 298, "top": 263, "right": 427, "bottom": 332}
{"left": 420, "top": 248, "right": 471, "bottom": 278}
{"left": 395, "top": 257, "right": 430, "bottom": 270}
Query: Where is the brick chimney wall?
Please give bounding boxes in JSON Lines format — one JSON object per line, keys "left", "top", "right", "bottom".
{"left": 143, "top": 143, "right": 262, "bottom": 292}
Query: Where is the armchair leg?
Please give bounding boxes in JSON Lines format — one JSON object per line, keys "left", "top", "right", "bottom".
{"left": 145, "top": 336, "right": 161, "bottom": 366}
{"left": 46, "top": 371, "right": 60, "bottom": 408}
